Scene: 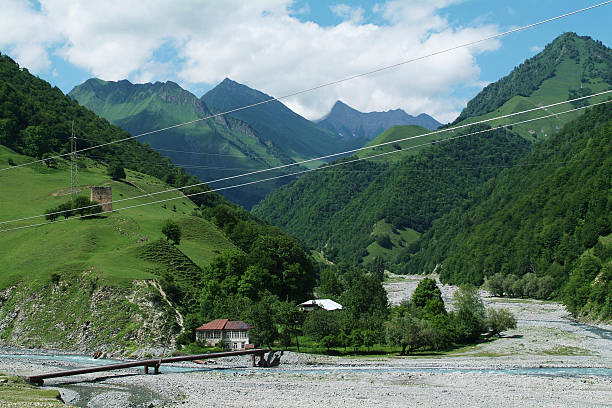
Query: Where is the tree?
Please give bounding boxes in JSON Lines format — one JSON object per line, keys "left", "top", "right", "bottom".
{"left": 485, "top": 273, "right": 505, "bottom": 296}
{"left": 486, "top": 307, "right": 517, "bottom": 336}
{"left": 452, "top": 285, "right": 487, "bottom": 342}
{"left": 248, "top": 235, "right": 315, "bottom": 301}
{"left": 303, "top": 309, "right": 341, "bottom": 342}
{"left": 412, "top": 277, "right": 446, "bottom": 318}
{"left": 275, "top": 301, "right": 303, "bottom": 351}
{"left": 369, "top": 256, "right": 386, "bottom": 282}
{"left": 317, "top": 268, "right": 343, "bottom": 298}
{"left": 162, "top": 220, "right": 181, "bottom": 245}
{"left": 385, "top": 304, "right": 429, "bottom": 355}
{"left": 245, "top": 295, "right": 279, "bottom": 349}
{"left": 107, "top": 162, "right": 126, "bottom": 180}
{"left": 362, "top": 329, "right": 377, "bottom": 352}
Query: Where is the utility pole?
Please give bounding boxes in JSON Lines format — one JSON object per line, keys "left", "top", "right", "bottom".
{"left": 70, "top": 121, "right": 79, "bottom": 201}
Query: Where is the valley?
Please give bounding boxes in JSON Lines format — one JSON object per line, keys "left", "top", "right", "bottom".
{"left": 1, "top": 275, "right": 610, "bottom": 407}
{"left": 0, "top": 3, "right": 611, "bottom": 406}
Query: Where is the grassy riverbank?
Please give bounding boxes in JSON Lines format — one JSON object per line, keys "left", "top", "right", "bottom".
{"left": 0, "top": 372, "right": 68, "bottom": 407}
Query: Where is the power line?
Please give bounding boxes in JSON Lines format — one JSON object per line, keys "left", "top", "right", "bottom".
{"left": 49, "top": 90, "right": 612, "bottom": 200}
{"left": 1, "top": 100, "right": 608, "bottom": 232}
{"left": 1, "top": 1, "right": 610, "bottom": 173}
{"left": 60, "top": 88, "right": 611, "bottom": 172}
{"left": 0, "top": 95, "right": 606, "bottom": 226}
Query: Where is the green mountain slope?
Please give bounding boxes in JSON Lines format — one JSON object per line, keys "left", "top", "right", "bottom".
{"left": 253, "top": 126, "right": 530, "bottom": 265}
{"left": 357, "top": 34, "right": 612, "bottom": 153}
{"left": 202, "top": 78, "right": 348, "bottom": 162}
{"left": 453, "top": 33, "right": 612, "bottom": 141}
{"left": 0, "top": 144, "right": 236, "bottom": 351}
{"left": 70, "top": 77, "right": 355, "bottom": 209}
{"left": 252, "top": 33, "right": 612, "bottom": 271}
{"left": 69, "top": 78, "right": 300, "bottom": 209}
{"left": 356, "top": 125, "right": 441, "bottom": 162}
{"left": 406, "top": 103, "right": 611, "bottom": 321}
{"left": 0, "top": 53, "right": 316, "bottom": 352}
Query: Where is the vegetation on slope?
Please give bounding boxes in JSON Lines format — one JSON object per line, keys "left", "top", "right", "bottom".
{"left": 254, "top": 126, "right": 530, "bottom": 265}
{"left": 70, "top": 77, "right": 340, "bottom": 208}
{"left": 454, "top": 33, "right": 612, "bottom": 141}
{"left": 453, "top": 33, "right": 612, "bottom": 124}
{"left": 0, "top": 53, "right": 319, "bottom": 352}
{"left": 0, "top": 53, "right": 218, "bottom": 206}
{"left": 406, "top": 104, "right": 611, "bottom": 320}
{"left": 0, "top": 373, "right": 67, "bottom": 407}
{"left": 202, "top": 78, "right": 346, "bottom": 160}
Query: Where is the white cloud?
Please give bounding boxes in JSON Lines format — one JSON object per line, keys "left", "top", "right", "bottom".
{"left": 330, "top": 4, "right": 364, "bottom": 23}
{"left": 1, "top": 0, "right": 500, "bottom": 123}
{"left": 530, "top": 45, "right": 544, "bottom": 53}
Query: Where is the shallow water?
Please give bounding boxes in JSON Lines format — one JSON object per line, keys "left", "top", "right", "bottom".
{"left": 1, "top": 316, "right": 611, "bottom": 406}
{"left": 568, "top": 321, "right": 612, "bottom": 341}
{"left": 2, "top": 348, "right": 611, "bottom": 378}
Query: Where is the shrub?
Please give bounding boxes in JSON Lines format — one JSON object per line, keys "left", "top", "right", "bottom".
{"left": 486, "top": 307, "right": 517, "bottom": 335}
{"left": 107, "top": 162, "right": 126, "bottom": 180}
{"left": 162, "top": 220, "right": 181, "bottom": 245}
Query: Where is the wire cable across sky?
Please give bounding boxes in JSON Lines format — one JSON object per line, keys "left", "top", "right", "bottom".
{"left": 1, "top": 0, "right": 610, "bottom": 173}
{"left": 1, "top": 98, "right": 609, "bottom": 233}
{"left": 1, "top": 90, "right": 607, "bottom": 226}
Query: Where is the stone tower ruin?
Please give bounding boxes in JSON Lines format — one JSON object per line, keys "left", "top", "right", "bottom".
{"left": 90, "top": 186, "right": 112, "bottom": 212}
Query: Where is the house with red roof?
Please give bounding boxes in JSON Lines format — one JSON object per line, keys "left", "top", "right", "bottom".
{"left": 195, "top": 319, "right": 253, "bottom": 350}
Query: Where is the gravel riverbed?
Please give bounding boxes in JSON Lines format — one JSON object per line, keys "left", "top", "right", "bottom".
{"left": 1, "top": 274, "right": 611, "bottom": 407}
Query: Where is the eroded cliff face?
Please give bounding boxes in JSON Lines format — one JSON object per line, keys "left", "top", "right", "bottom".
{"left": 0, "top": 271, "right": 182, "bottom": 357}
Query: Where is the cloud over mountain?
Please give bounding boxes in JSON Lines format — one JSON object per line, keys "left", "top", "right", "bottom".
{"left": 0, "top": 0, "right": 500, "bottom": 122}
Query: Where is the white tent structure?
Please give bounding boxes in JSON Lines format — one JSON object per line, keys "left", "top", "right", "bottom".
{"left": 298, "top": 299, "right": 343, "bottom": 312}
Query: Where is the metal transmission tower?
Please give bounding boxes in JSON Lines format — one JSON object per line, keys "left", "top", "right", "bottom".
{"left": 70, "top": 121, "right": 79, "bottom": 201}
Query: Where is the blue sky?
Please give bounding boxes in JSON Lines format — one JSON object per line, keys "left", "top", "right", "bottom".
{"left": 1, "top": 0, "right": 610, "bottom": 122}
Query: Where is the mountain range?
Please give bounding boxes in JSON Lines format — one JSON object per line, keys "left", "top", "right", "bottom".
{"left": 251, "top": 32, "right": 612, "bottom": 321}
{"left": 69, "top": 78, "right": 301, "bottom": 208}
{"left": 69, "top": 77, "right": 441, "bottom": 208}
{"left": 317, "top": 100, "right": 440, "bottom": 141}
{"left": 252, "top": 33, "right": 612, "bottom": 298}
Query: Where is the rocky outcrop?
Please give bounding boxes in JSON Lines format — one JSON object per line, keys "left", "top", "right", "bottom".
{"left": 0, "top": 272, "right": 182, "bottom": 356}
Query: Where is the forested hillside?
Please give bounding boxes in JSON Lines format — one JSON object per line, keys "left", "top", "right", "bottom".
{"left": 253, "top": 126, "right": 530, "bottom": 264}
{"left": 451, "top": 33, "right": 612, "bottom": 142}
{"left": 0, "top": 54, "right": 210, "bottom": 200}
{"left": 454, "top": 33, "right": 612, "bottom": 123}
{"left": 406, "top": 104, "right": 611, "bottom": 320}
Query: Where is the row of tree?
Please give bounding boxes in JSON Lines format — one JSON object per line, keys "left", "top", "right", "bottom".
{"left": 45, "top": 196, "right": 102, "bottom": 221}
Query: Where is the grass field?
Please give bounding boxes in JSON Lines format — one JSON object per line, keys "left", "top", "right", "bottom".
{"left": 0, "top": 373, "right": 66, "bottom": 408}
{"left": 363, "top": 221, "right": 420, "bottom": 264}
{"left": 356, "top": 125, "right": 447, "bottom": 162}
{"left": 0, "top": 145, "right": 235, "bottom": 290}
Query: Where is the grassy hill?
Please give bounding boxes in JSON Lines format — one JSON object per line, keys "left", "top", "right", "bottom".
{"left": 453, "top": 33, "right": 612, "bottom": 141}
{"left": 0, "top": 144, "right": 239, "bottom": 352}
{"left": 0, "top": 52, "right": 317, "bottom": 353}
